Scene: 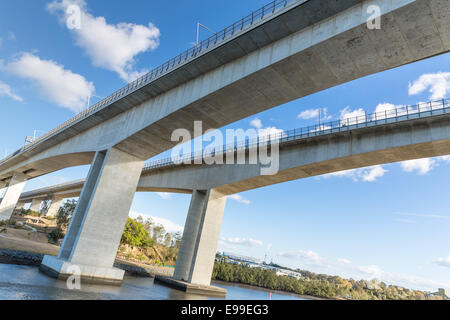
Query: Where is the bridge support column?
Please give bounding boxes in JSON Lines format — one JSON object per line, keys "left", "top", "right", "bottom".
{"left": 45, "top": 196, "right": 63, "bottom": 218}
{"left": 173, "top": 189, "right": 227, "bottom": 287}
{"left": 29, "top": 198, "right": 42, "bottom": 213}
{"left": 15, "top": 202, "right": 26, "bottom": 211}
{"left": 0, "top": 172, "right": 28, "bottom": 221}
{"left": 40, "top": 147, "right": 144, "bottom": 285}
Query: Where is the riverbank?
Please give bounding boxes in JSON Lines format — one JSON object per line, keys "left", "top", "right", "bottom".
{"left": 0, "top": 247, "right": 322, "bottom": 300}
{"left": 0, "top": 223, "right": 175, "bottom": 278}
{"left": 0, "top": 263, "right": 309, "bottom": 300}
{"left": 0, "top": 247, "right": 321, "bottom": 300}
{"left": 0, "top": 247, "right": 174, "bottom": 278}
{"left": 212, "top": 280, "right": 327, "bottom": 300}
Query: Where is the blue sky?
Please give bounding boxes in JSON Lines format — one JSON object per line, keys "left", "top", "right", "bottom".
{"left": 1, "top": 0, "right": 450, "bottom": 291}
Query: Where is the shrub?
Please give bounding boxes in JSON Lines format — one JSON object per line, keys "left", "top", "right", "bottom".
{"left": 29, "top": 211, "right": 40, "bottom": 217}
{"left": 121, "top": 218, "right": 154, "bottom": 248}
{"left": 49, "top": 227, "right": 65, "bottom": 243}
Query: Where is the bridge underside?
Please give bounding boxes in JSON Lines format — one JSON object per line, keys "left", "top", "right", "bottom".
{"left": 138, "top": 113, "right": 450, "bottom": 194}
{"left": 1, "top": 0, "right": 449, "bottom": 290}
{"left": 0, "top": 0, "right": 449, "bottom": 182}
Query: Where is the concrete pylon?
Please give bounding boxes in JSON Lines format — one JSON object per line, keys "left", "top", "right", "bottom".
{"left": 45, "top": 196, "right": 63, "bottom": 218}
{"left": 29, "top": 198, "right": 42, "bottom": 213}
{"left": 174, "top": 189, "right": 227, "bottom": 286}
{"left": 40, "top": 148, "right": 144, "bottom": 284}
{"left": 15, "top": 202, "right": 26, "bottom": 211}
{"left": 0, "top": 172, "right": 28, "bottom": 221}
{"left": 30, "top": 199, "right": 42, "bottom": 212}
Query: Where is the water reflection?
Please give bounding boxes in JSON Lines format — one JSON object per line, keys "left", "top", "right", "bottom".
{"left": 0, "top": 264, "right": 307, "bottom": 300}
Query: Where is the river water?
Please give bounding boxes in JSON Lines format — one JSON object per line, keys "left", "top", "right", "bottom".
{"left": 0, "top": 264, "right": 308, "bottom": 300}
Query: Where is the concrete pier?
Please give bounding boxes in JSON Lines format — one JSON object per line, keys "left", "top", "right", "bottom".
{"left": 29, "top": 198, "right": 42, "bottom": 213}
{"left": 15, "top": 202, "right": 26, "bottom": 211}
{"left": 0, "top": 172, "right": 27, "bottom": 221}
{"left": 45, "top": 196, "right": 63, "bottom": 218}
{"left": 174, "top": 189, "right": 227, "bottom": 287}
{"left": 40, "top": 148, "right": 145, "bottom": 284}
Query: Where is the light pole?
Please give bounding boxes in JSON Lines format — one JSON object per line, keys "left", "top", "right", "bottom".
{"left": 86, "top": 94, "right": 103, "bottom": 109}
{"left": 24, "top": 129, "right": 45, "bottom": 146}
{"left": 196, "top": 22, "right": 215, "bottom": 47}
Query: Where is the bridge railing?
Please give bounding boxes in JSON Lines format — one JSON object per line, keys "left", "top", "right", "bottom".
{"left": 0, "top": 0, "right": 304, "bottom": 165}
{"left": 142, "top": 98, "right": 450, "bottom": 171}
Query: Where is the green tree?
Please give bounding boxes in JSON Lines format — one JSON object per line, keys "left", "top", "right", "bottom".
{"left": 152, "top": 223, "right": 166, "bottom": 244}
{"left": 57, "top": 199, "right": 77, "bottom": 228}
{"left": 121, "top": 217, "right": 154, "bottom": 248}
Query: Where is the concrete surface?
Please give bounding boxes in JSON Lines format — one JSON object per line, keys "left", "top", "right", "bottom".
{"left": 0, "top": 0, "right": 448, "bottom": 184}
{"left": 174, "top": 189, "right": 227, "bottom": 286}
{"left": 0, "top": 172, "right": 27, "bottom": 221}
{"left": 42, "top": 148, "right": 145, "bottom": 283}
{"left": 45, "top": 196, "right": 63, "bottom": 218}
{"left": 29, "top": 198, "right": 42, "bottom": 213}
{"left": 155, "top": 275, "right": 227, "bottom": 297}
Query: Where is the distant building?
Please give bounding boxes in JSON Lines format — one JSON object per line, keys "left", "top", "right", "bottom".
{"left": 217, "top": 252, "right": 303, "bottom": 280}
{"left": 425, "top": 288, "right": 449, "bottom": 299}
{"left": 437, "top": 288, "right": 449, "bottom": 298}
{"left": 221, "top": 252, "right": 262, "bottom": 264}
{"left": 276, "top": 268, "right": 302, "bottom": 280}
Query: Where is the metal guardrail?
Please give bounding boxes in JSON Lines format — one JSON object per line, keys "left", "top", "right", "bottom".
{"left": 0, "top": 0, "right": 304, "bottom": 165}
{"left": 142, "top": 99, "right": 450, "bottom": 171}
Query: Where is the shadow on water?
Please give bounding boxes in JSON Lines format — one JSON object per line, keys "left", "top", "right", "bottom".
{"left": 0, "top": 264, "right": 308, "bottom": 300}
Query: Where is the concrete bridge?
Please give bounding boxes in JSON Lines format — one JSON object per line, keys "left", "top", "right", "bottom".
{"left": 0, "top": 0, "right": 448, "bottom": 289}
{"left": 13, "top": 99, "right": 450, "bottom": 288}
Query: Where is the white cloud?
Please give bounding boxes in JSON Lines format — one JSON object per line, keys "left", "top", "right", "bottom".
{"left": 322, "top": 165, "right": 387, "bottom": 182}
{"left": 0, "top": 81, "right": 23, "bottom": 102}
{"left": 337, "top": 258, "right": 352, "bottom": 264}
{"left": 250, "top": 118, "right": 262, "bottom": 129}
{"left": 399, "top": 156, "right": 450, "bottom": 175}
{"left": 278, "top": 250, "right": 327, "bottom": 267}
{"left": 278, "top": 248, "right": 450, "bottom": 291}
{"left": 409, "top": 72, "right": 450, "bottom": 100}
{"left": 400, "top": 158, "right": 436, "bottom": 175}
{"left": 357, "top": 265, "right": 384, "bottom": 278}
{"left": 250, "top": 117, "right": 285, "bottom": 140}
{"left": 355, "top": 264, "right": 450, "bottom": 292}
{"left": 6, "top": 52, "right": 94, "bottom": 112}
{"left": 156, "top": 192, "right": 172, "bottom": 200}
{"left": 258, "top": 126, "right": 285, "bottom": 139}
{"left": 297, "top": 108, "right": 331, "bottom": 121}
{"left": 228, "top": 194, "right": 251, "bottom": 205}
{"left": 129, "top": 210, "right": 183, "bottom": 234}
{"left": 340, "top": 106, "right": 366, "bottom": 125}
{"left": 298, "top": 108, "right": 319, "bottom": 120}
{"left": 309, "top": 124, "right": 332, "bottom": 133}
{"left": 361, "top": 165, "right": 388, "bottom": 182}
{"left": 435, "top": 255, "right": 450, "bottom": 268}
{"left": 395, "top": 218, "right": 417, "bottom": 224}
{"left": 47, "top": 0, "right": 160, "bottom": 82}
{"left": 372, "top": 102, "right": 409, "bottom": 120}
{"left": 220, "top": 237, "right": 264, "bottom": 248}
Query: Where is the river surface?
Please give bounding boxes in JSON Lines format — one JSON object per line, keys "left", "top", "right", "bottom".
{"left": 0, "top": 264, "right": 308, "bottom": 300}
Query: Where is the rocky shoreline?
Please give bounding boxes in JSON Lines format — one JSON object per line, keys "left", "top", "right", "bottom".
{"left": 0, "top": 248, "right": 174, "bottom": 278}
{"left": 0, "top": 248, "right": 44, "bottom": 266}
